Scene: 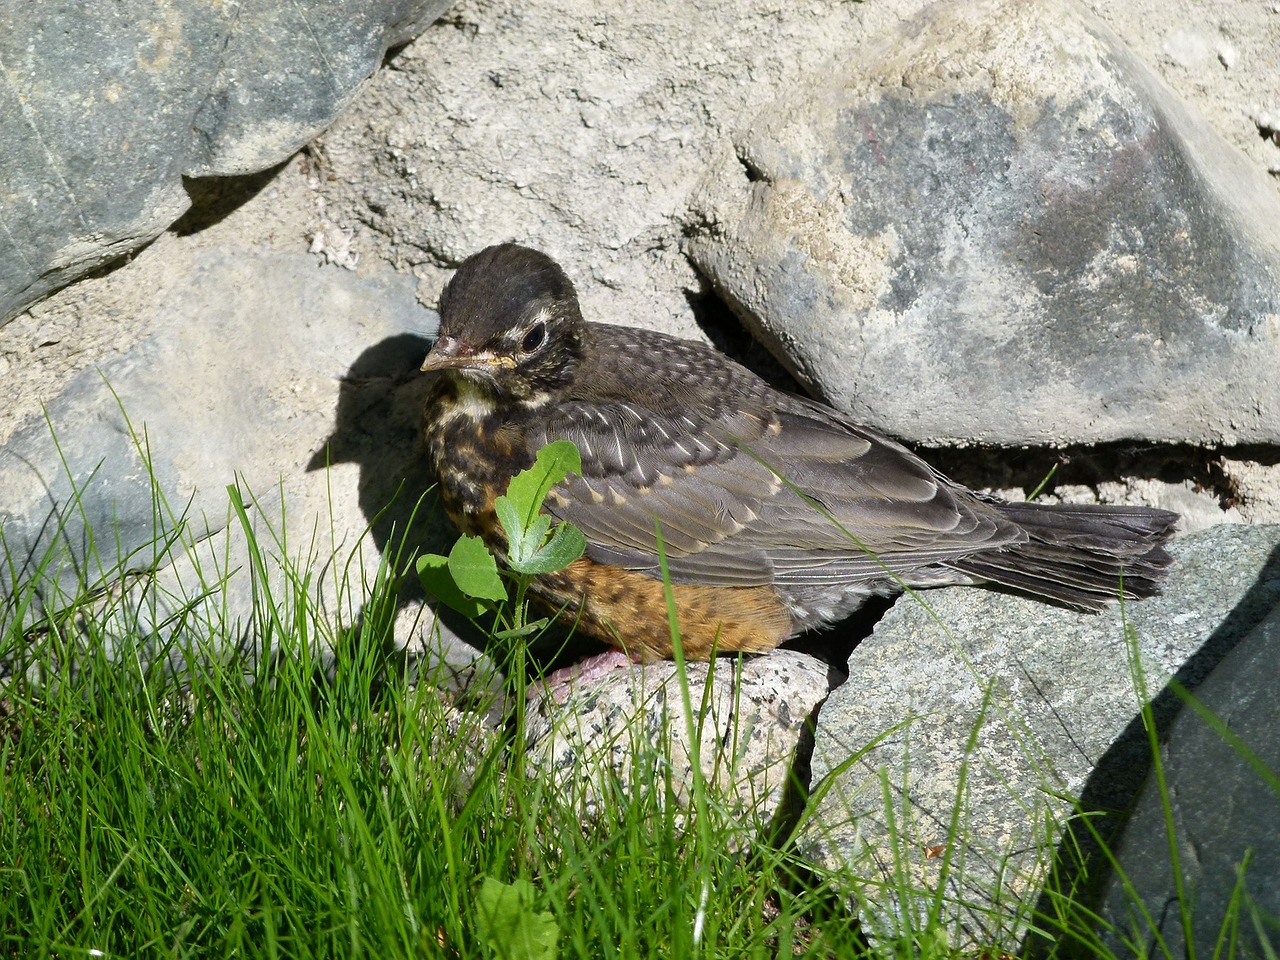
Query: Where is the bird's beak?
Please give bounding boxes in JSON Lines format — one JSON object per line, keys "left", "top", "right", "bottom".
{"left": 420, "top": 335, "right": 515, "bottom": 372}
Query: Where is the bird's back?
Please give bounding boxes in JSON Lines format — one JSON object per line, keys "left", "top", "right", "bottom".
{"left": 524, "top": 323, "right": 1031, "bottom": 627}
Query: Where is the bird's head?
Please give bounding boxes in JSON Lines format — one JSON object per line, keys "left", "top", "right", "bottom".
{"left": 420, "top": 243, "right": 587, "bottom": 407}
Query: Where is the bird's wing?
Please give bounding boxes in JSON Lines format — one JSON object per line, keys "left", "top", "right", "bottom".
{"left": 529, "top": 395, "right": 1023, "bottom": 589}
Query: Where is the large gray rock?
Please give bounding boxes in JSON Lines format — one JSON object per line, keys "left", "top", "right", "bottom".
{"left": 799, "top": 524, "right": 1280, "bottom": 948}
{"left": 0, "top": 0, "right": 452, "bottom": 325}
{"left": 688, "top": 0, "right": 1280, "bottom": 447}
{"left": 0, "top": 247, "right": 454, "bottom": 666}
{"left": 1095, "top": 585, "right": 1280, "bottom": 958}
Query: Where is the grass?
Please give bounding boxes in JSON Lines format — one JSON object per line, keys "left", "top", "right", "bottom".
{"left": 1, "top": 431, "right": 1275, "bottom": 957}
{"left": 0, "top": 541, "right": 865, "bottom": 956}
{"left": 0, "top": 443, "right": 871, "bottom": 958}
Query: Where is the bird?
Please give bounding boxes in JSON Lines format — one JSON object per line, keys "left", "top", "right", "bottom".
{"left": 420, "top": 242, "right": 1178, "bottom": 661}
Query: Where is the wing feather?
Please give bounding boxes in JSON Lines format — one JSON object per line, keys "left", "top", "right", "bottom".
{"left": 525, "top": 327, "right": 1023, "bottom": 591}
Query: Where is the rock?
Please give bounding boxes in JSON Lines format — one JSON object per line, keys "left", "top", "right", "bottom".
{"left": 798, "top": 524, "right": 1280, "bottom": 948}
{"left": 1220, "top": 456, "right": 1280, "bottom": 524}
{"left": 688, "top": 0, "right": 1280, "bottom": 448}
{"left": 525, "top": 650, "right": 831, "bottom": 832}
{"left": 0, "top": 247, "right": 483, "bottom": 674}
{"left": 1163, "top": 28, "right": 1214, "bottom": 69}
{"left": 311, "top": 0, "right": 880, "bottom": 346}
{"left": 0, "top": 0, "right": 453, "bottom": 325}
{"left": 1094, "top": 590, "right": 1280, "bottom": 959}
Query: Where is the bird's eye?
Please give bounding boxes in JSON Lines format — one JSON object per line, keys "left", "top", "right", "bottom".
{"left": 521, "top": 322, "right": 546, "bottom": 353}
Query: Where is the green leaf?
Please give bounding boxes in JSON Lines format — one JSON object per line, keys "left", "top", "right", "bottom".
{"left": 497, "top": 494, "right": 555, "bottom": 569}
{"left": 474, "top": 876, "right": 559, "bottom": 960}
{"left": 492, "top": 618, "right": 550, "bottom": 640}
{"left": 507, "top": 514, "right": 553, "bottom": 571}
{"left": 504, "top": 440, "right": 582, "bottom": 529}
{"left": 415, "top": 553, "right": 489, "bottom": 619}
{"left": 494, "top": 495, "right": 524, "bottom": 556}
{"left": 523, "top": 513, "right": 553, "bottom": 551}
{"left": 514, "top": 523, "right": 586, "bottom": 575}
{"left": 447, "top": 535, "right": 508, "bottom": 602}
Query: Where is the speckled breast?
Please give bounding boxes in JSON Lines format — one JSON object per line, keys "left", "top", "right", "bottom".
{"left": 423, "top": 377, "right": 535, "bottom": 542}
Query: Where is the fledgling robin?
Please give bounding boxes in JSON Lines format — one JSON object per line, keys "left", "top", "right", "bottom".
{"left": 421, "top": 243, "right": 1178, "bottom": 661}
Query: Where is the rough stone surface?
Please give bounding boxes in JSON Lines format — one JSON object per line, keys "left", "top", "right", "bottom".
{"left": 525, "top": 651, "right": 831, "bottom": 831}
{"left": 0, "top": 247, "right": 491, "bottom": 674}
{"left": 0, "top": 0, "right": 452, "bottom": 324}
{"left": 687, "top": 0, "right": 1280, "bottom": 448}
{"left": 312, "top": 0, "right": 884, "bottom": 342}
{"left": 1221, "top": 455, "right": 1280, "bottom": 524}
{"left": 1096, "top": 595, "right": 1280, "bottom": 958}
{"left": 800, "top": 524, "right": 1280, "bottom": 948}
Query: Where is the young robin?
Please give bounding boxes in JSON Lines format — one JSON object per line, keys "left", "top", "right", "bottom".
{"left": 421, "top": 243, "right": 1178, "bottom": 661}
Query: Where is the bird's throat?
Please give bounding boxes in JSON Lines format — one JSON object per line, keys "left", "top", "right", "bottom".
{"left": 445, "top": 375, "right": 501, "bottom": 422}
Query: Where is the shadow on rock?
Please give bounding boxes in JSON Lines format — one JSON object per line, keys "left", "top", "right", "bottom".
{"left": 307, "top": 332, "right": 494, "bottom": 661}
{"left": 173, "top": 163, "right": 289, "bottom": 236}
{"left": 1031, "top": 538, "right": 1280, "bottom": 956}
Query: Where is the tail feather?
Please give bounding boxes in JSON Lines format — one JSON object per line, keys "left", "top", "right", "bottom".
{"left": 948, "top": 501, "right": 1178, "bottom": 611}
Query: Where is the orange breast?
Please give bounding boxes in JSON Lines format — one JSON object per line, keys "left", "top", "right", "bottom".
{"left": 534, "top": 558, "right": 794, "bottom": 661}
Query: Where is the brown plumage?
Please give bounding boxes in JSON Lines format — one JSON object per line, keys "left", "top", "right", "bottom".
{"left": 421, "top": 243, "right": 1178, "bottom": 660}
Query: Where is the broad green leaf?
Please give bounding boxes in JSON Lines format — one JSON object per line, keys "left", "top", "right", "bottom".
{"left": 415, "top": 553, "right": 489, "bottom": 619}
{"left": 516, "top": 523, "right": 586, "bottom": 575}
{"left": 474, "top": 875, "right": 559, "bottom": 960}
{"left": 523, "top": 513, "right": 553, "bottom": 552}
{"left": 505, "top": 440, "right": 582, "bottom": 528}
{"left": 447, "top": 535, "right": 507, "bottom": 602}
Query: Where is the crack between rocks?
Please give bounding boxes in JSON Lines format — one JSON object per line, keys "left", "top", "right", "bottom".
{"left": 761, "top": 691, "right": 827, "bottom": 852}
{"left": 736, "top": 147, "right": 771, "bottom": 185}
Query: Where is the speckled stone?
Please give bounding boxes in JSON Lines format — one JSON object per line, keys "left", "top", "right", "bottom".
{"left": 1096, "top": 593, "right": 1280, "bottom": 959}
{"left": 0, "top": 0, "right": 451, "bottom": 324}
{"left": 525, "top": 649, "right": 832, "bottom": 831}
